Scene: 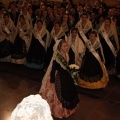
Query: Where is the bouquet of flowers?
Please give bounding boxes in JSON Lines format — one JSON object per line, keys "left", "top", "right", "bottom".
{"left": 10, "top": 94, "right": 53, "bottom": 120}
{"left": 68, "top": 64, "right": 80, "bottom": 80}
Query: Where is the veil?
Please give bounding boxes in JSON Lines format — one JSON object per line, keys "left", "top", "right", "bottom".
{"left": 92, "top": 29, "right": 105, "bottom": 63}
{"left": 39, "top": 39, "right": 62, "bottom": 93}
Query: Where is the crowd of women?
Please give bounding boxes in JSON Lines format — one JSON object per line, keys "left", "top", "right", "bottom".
{"left": 0, "top": 0, "right": 120, "bottom": 119}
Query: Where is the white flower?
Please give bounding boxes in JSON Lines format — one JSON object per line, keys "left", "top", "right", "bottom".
{"left": 69, "top": 64, "right": 80, "bottom": 70}
{"left": 10, "top": 94, "right": 53, "bottom": 120}
{"left": 69, "top": 64, "right": 80, "bottom": 79}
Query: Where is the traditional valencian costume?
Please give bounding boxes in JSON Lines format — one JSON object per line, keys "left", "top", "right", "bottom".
{"left": 78, "top": 34, "right": 109, "bottom": 89}
{"left": 26, "top": 21, "right": 49, "bottom": 69}
{"left": 67, "top": 30, "right": 85, "bottom": 67}
{"left": 45, "top": 25, "right": 66, "bottom": 67}
{"left": 22, "top": 10, "right": 33, "bottom": 28}
{"left": 75, "top": 15, "right": 93, "bottom": 41}
{"left": 0, "top": 13, "right": 16, "bottom": 62}
{"left": 39, "top": 40, "right": 79, "bottom": 118}
{"left": 11, "top": 15, "right": 32, "bottom": 64}
{"left": 98, "top": 19, "right": 119, "bottom": 74}
{"left": 61, "top": 14, "right": 69, "bottom": 35}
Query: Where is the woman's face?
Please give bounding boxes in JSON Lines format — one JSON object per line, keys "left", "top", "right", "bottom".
{"left": 82, "top": 15, "right": 88, "bottom": 22}
{"left": 36, "top": 10, "right": 42, "bottom": 16}
{"left": 98, "top": 8, "right": 103, "bottom": 14}
{"left": 90, "top": 34, "right": 96, "bottom": 41}
{"left": 53, "top": 10, "right": 58, "bottom": 16}
{"left": 28, "top": 8, "right": 33, "bottom": 15}
{"left": 37, "top": 21, "right": 42, "bottom": 29}
{"left": 71, "top": 30, "right": 78, "bottom": 38}
{"left": 19, "top": 17, "right": 24, "bottom": 23}
{"left": 22, "top": 7, "right": 28, "bottom": 14}
{"left": 3, "top": 15, "right": 9, "bottom": 23}
{"left": 99, "top": 16, "right": 104, "bottom": 23}
{"left": 54, "top": 24, "right": 60, "bottom": 31}
{"left": 43, "top": 11, "right": 47, "bottom": 17}
{"left": 63, "top": 14, "right": 68, "bottom": 22}
{"left": 68, "top": 14, "right": 73, "bottom": 20}
{"left": 104, "top": 19, "right": 111, "bottom": 26}
{"left": 90, "top": 12, "right": 96, "bottom": 19}
{"left": 60, "top": 42, "right": 68, "bottom": 53}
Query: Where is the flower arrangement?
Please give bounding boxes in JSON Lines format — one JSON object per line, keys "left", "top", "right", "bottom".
{"left": 10, "top": 94, "right": 53, "bottom": 120}
{"left": 69, "top": 64, "right": 80, "bottom": 80}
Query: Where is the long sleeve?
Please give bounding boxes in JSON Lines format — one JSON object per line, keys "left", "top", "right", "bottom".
{"left": 50, "top": 60, "right": 57, "bottom": 83}
{"left": 96, "top": 48, "right": 104, "bottom": 62}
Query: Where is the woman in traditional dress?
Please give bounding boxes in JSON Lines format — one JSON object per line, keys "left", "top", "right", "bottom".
{"left": 112, "top": 16, "right": 120, "bottom": 78}
{"left": 98, "top": 17, "right": 119, "bottom": 75}
{"left": 35, "top": 9, "right": 42, "bottom": 21}
{"left": 26, "top": 20, "right": 49, "bottom": 70}
{"left": 41, "top": 10, "right": 53, "bottom": 32}
{"left": 39, "top": 39, "right": 79, "bottom": 119}
{"left": 68, "top": 13, "right": 77, "bottom": 30}
{"left": 61, "top": 13, "right": 69, "bottom": 35}
{"left": 67, "top": 27, "right": 85, "bottom": 68}
{"left": 75, "top": 12, "right": 93, "bottom": 43}
{"left": 20, "top": 6, "right": 33, "bottom": 28}
{"left": 11, "top": 14, "right": 32, "bottom": 64}
{"left": 0, "top": 13, "right": 16, "bottom": 62}
{"left": 89, "top": 11, "right": 97, "bottom": 29}
{"left": 45, "top": 22, "right": 66, "bottom": 68}
{"left": 78, "top": 30, "right": 109, "bottom": 89}
{"left": 28, "top": 7, "right": 36, "bottom": 27}
{"left": 95, "top": 14, "right": 105, "bottom": 31}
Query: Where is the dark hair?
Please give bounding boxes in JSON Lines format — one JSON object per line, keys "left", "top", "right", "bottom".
{"left": 71, "top": 27, "right": 78, "bottom": 33}
{"left": 98, "top": 7, "right": 104, "bottom": 11}
{"left": 0, "top": 6, "right": 5, "bottom": 11}
{"left": 36, "top": 19, "right": 43, "bottom": 24}
{"left": 19, "top": 14, "right": 25, "bottom": 20}
{"left": 61, "top": 13, "right": 68, "bottom": 20}
{"left": 22, "top": 6, "right": 28, "bottom": 10}
{"left": 57, "top": 39, "right": 67, "bottom": 51}
{"left": 98, "top": 14, "right": 105, "bottom": 19}
{"left": 77, "top": 3, "right": 84, "bottom": 7}
{"left": 54, "top": 21, "right": 61, "bottom": 27}
{"left": 8, "top": 1, "right": 17, "bottom": 9}
{"left": 105, "top": 17, "right": 111, "bottom": 23}
{"left": 112, "top": 15, "right": 117, "bottom": 20}
{"left": 3, "top": 13, "right": 10, "bottom": 18}
{"left": 90, "top": 30, "right": 97, "bottom": 37}
{"left": 68, "top": 12, "right": 73, "bottom": 16}
{"left": 82, "top": 12, "right": 88, "bottom": 17}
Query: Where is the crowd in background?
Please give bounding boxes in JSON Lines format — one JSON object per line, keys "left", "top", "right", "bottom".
{"left": 0, "top": 0, "right": 120, "bottom": 86}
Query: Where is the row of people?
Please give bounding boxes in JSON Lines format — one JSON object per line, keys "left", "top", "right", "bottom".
{"left": 0, "top": 0, "right": 120, "bottom": 33}
{"left": 0, "top": 12, "right": 117, "bottom": 89}
{"left": 0, "top": 1, "right": 119, "bottom": 82}
{"left": 0, "top": 11, "right": 119, "bottom": 74}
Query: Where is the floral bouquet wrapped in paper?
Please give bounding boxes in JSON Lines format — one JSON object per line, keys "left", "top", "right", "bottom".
{"left": 10, "top": 94, "right": 53, "bottom": 120}
{"left": 68, "top": 64, "right": 80, "bottom": 80}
